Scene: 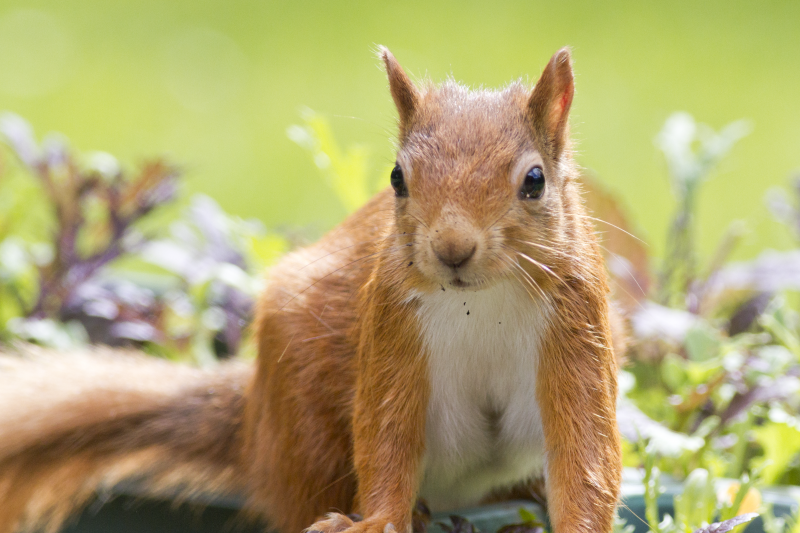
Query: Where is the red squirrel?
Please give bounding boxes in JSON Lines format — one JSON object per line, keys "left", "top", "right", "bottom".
{"left": 0, "top": 47, "right": 621, "bottom": 533}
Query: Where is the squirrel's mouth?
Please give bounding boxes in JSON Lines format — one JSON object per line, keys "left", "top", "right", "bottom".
{"left": 451, "top": 277, "right": 470, "bottom": 288}
{"left": 449, "top": 276, "right": 488, "bottom": 290}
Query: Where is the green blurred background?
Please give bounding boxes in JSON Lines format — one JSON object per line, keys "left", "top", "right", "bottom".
{"left": 1, "top": 0, "right": 798, "bottom": 261}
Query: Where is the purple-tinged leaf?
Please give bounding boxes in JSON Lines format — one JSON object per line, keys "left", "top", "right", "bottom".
{"left": 110, "top": 320, "right": 159, "bottom": 342}
{"left": 140, "top": 177, "right": 178, "bottom": 210}
{"left": 81, "top": 298, "right": 119, "bottom": 320}
{"left": 630, "top": 301, "right": 700, "bottom": 342}
{"left": 140, "top": 240, "right": 196, "bottom": 277}
{"left": 189, "top": 195, "right": 246, "bottom": 267}
{"left": 437, "top": 515, "right": 480, "bottom": 533}
{"left": 85, "top": 151, "right": 121, "bottom": 180}
{"left": 496, "top": 524, "right": 543, "bottom": 533}
{"left": 710, "top": 250, "right": 800, "bottom": 294}
{"left": 41, "top": 133, "right": 69, "bottom": 169}
{"left": 112, "top": 280, "right": 155, "bottom": 309}
{"left": 719, "top": 375, "right": 800, "bottom": 425}
{"left": 691, "top": 513, "right": 758, "bottom": 533}
{"left": 0, "top": 112, "right": 41, "bottom": 167}
{"left": 617, "top": 401, "right": 704, "bottom": 455}
{"left": 765, "top": 187, "right": 795, "bottom": 225}
{"left": 728, "top": 292, "right": 772, "bottom": 335}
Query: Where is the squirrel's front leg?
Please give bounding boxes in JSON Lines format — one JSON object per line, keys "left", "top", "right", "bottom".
{"left": 537, "top": 293, "right": 622, "bottom": 533}
{"left": 307, "top": 300, "right": 428, "bottom": 533}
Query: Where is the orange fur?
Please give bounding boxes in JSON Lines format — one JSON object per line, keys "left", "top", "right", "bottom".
{"left": 0, "top": 47, "right": 620, "bottom": 533}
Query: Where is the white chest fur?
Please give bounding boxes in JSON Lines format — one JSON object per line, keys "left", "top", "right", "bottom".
{"left": 412, "top": 281, "right": 552, "bottom": 511}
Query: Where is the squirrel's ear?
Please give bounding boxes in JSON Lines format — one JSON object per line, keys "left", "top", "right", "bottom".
{"left": 379, "top": 46, "right": 419, "bottom": 130}
{"left": 528, "top": 47, "right": 574, "bottom": 158}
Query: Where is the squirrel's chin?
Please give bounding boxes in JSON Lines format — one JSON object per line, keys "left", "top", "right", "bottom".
{"left": 450, "top": 277, "right": 472, "bottom": 289}
{"left": 446, "top": 275, "right": 493, "bottom": 291}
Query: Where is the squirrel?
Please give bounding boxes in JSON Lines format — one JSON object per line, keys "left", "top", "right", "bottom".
{"left": 0, "top": 47, "right": 621, "bottom": 533}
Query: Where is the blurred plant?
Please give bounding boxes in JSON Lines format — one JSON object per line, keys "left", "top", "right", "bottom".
{"left": 762, "top": 504, "right": 800, "bottom": 533}
{"left": 495, "top": 508, "right": 546, "bottom": 533}
{"left": 137, "top": 194, "right": 286, "bottom": 363}
{"left": 655, "top": 112, "right": 750, "bottom": 309}
{"left": 287, "top": 107, "right": 388, "bottom": 213}
{"left": 591, "top": 109, "right": 800, "bottom": 490}
{"left": 0, "top": 112, "right": 287, "bottom": 361}
{"left": 635, "top": 444, "right": 759, "bottom": 533}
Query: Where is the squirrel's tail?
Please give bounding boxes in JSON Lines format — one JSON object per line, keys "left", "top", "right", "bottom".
{"left": 0, "top": 344, "right": 253, "bottom": 533}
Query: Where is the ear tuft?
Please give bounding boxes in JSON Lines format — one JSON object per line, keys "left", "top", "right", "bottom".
{"left": 378, "top": 46, "right": 419, "bottom": 130}
{"left": 528, "top": 47, "right": 575, "bottom": 158}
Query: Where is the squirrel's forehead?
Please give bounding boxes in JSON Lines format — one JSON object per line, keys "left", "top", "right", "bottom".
{"left": 404, "top": 89, "right": 531, "bottom": 149}
{"left": 423, "top": 88, "right": 525, "bottom": 123}
{"left": 402, "top": 112, "right": 532, "bottom": 160}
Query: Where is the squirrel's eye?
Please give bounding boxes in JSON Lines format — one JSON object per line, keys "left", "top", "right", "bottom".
{"left": 390, "top": 164, "right": 408, "bottom": 197}
{"left": 520, "top": 166, "right": 545, "bottom": 199}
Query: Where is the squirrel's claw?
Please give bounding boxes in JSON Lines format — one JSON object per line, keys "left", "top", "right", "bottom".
{"left": 306, "top": 514, "right": 401, "bottom": 533}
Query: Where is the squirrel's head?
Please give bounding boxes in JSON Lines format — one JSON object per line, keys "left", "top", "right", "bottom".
{"left": 380, "top": 47, "right": 583, "bottom": 294}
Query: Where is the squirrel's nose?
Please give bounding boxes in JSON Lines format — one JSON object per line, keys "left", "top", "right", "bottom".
{"left": 432, "top": 240, "right": 477, "bottom": 269}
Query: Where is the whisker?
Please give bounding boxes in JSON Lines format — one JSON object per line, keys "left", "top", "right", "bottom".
{"left": 573, "top": 214, "right": 648, "bottom": 246}
{"left": 512, "top": 261, "right": 547, "bottom": 302}
{"left": 301, "top": 333, "right": 337, "bottom": 343}
{"left": 277, "top": 334, "right": 296, "bottom": 363}
{"left": 308, "top": 308, "right": 337, "bottom": 334}
{"left": 482, "top": 204, "right": 514, "bottom": 232}
{"left": 407, "top": 212, "right": 430, "bottom": 230}
{"left": 500, "top": 250, "right": 546, "bottom": 302}
{"left": 508, "top": 238, "right": 584, "bottom": 264}
{"left": 502, "top": 244, "right": 565, "bottom": 285}
{"left": 596, "top": 244, "right": 648, "bottom": 305}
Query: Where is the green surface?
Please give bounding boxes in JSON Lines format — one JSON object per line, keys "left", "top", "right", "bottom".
{"left": 61, "top": 488, "right": 796, "bottom": 533}
{"left": 63, "top": 470, "right": 800, "bottom": 533}
{"left": 1, "top": 1, "right": 799, "bottom": 262}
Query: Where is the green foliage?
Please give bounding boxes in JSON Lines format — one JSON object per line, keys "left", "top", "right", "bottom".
{"left": 618, "top": 111, "right": 800, "bottom": 492}
{"left": 614, "top": 511, "right": 636, "bottom": 533}
{"left": 762, "top": 504, "right": 800, "bottom": 533}
{"left": 751, "top": 409, "right": 800, "bottom": 485}
{"left": 0, "top": 113, "right": 288, "bottom": 362}
{"left": 287, "top": 108, "right": 381, "bottom": 213}
{"left": 637, "top": 444, "right": 759, "bottom": 533}
{"left": 656, "top": 113, "right": 750, "bottom": 308}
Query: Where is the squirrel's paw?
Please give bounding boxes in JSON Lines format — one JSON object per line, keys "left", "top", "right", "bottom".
{"left": 306, "top": 513, "right": 400, "bottom": 533}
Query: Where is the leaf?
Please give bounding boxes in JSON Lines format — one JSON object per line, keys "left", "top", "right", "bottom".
{"left": 287, "top": 108, "right": 373, "bottom": 213}
{"left": 685, "top": 323, "right": 722, "bottom": 361}
{"left": 617, "top": 401, "right": 704, "bottom": 457}
{"left": 495, "top": 508, "right": 546, "bottom": 533}
{"left": 728, "top": 293, "right": 773, "bottom": 335}
{"left": 752, "top": 416, "right": 800, "bottom": 484}
{"left": 613, "top": 511, "right": 635, "bottom": 533}
{"left": 719, "top": 482, "right": 761, "bottom": 521}
{"left": 496, "top": 524, "right": 544, "bottom": 533}
{"left": 437, "top": 516, "right": 480, "bottom": 533}
{"left": 719, "top": 375, "right": 800, "bottom": 426}
{"left": 517, "top": 509, "right": 542, "bottom": 525}
{"left": 630, "top": 301, "right": 701, "bottom": 343}
{"left": 674, "top": 468, "right": 717, "bottom": 531}
{"left": 0, "top": 112, "right": 41, "bottom": 167}
{"left": 691, "top": 513, "right": 758, "bottom": 533}
{"left": 655, "top": 113, "right": 750, "bottom": 192}
{"left": 709, "top": 250, "right": 800, "bottom": 295}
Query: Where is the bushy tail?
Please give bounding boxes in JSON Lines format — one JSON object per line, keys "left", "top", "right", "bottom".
{"left": 0, "top": 344, "right": 253, "bottom": 533}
